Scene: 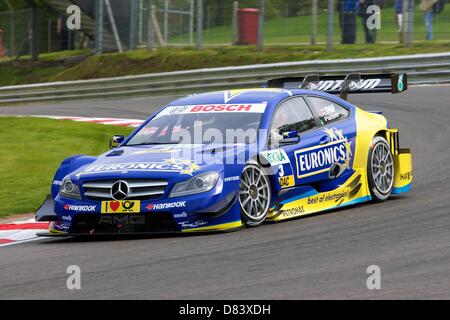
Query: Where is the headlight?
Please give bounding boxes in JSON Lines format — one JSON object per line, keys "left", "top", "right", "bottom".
{"left": 59, "top": 177, "right": 81, "bottom": 199}
{"left": 170, "top": 172, "right": 219, "bottom": 198}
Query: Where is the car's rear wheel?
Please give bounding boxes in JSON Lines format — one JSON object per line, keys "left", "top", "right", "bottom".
{"left": 239, "top": 164, "right": 271, "bottom": 227}
{"left": 368, "top": 136, "right": 395, "bottom": 201}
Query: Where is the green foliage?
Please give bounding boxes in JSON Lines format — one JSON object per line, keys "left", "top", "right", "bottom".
{"left": 0, "top": 0, "right": 48, "bottom": 11}
{"left": 272, "top": 0, "right": 303, "bottom": 16}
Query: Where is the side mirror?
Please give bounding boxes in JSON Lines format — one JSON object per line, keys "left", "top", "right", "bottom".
{"left": 279, "top": 130, "right": 300, "bottom": 145}
{"left": 110, "top": 135, "right": 125, "bottom": 149}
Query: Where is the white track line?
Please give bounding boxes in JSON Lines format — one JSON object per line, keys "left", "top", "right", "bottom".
{"left": 0, "top": 220, "right": 49, "bottom": 247}
{"left": 0, "top": 237, "right": 47, "bottom": 247}
{"left": 30, "top": 116, "right": 145, "bottom": 127}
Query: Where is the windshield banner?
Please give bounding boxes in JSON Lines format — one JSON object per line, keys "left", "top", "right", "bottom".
{"left": 156, "top": 103, "right": 267, "bottom": 117}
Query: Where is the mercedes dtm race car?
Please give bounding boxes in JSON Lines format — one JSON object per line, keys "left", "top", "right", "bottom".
{"left": 36, "top": 73, "right": 413, "bottom": 235}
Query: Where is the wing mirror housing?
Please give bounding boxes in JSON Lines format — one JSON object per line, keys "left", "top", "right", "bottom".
{"left": 279, "top": 130, "right": 300, "bottom": 145}
{"left": 110, "top": 135, "right": 125, "bottom": 149}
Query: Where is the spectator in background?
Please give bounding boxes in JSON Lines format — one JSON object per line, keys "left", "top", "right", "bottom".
{"left": 338, "top": 0, "right": 360, "bottom": 44}
{"left": 419, "top": 0, "right": 438, "bottom": 40}
{"left": 395, "top": 0, "right": 403, "bottom": 40}
{"left": 359, "top": 0, "right": 378, "bottom": 44}
{"left": 0, "top": 28, "right": 4, "bottom": 59}
{"left": 57, "top": 15, "right": 73, "bottom": 51}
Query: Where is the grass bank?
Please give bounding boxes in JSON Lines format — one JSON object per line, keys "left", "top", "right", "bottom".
{"left": 0, "top": 117, "right": 133, "bottom": 217}
{"left": 1, "top": 42, "right": 449, "bottom": 87}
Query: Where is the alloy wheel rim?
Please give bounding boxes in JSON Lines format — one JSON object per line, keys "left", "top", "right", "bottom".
{"left": 239, "top": 166, "right": 270, "bottom": 219}
{"left": 371, "top": 143, "right": 394, "bottom": 194}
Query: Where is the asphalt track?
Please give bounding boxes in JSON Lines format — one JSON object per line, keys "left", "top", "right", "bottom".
{"left": 0, "top": 85, "right": 449, "bottom": 299}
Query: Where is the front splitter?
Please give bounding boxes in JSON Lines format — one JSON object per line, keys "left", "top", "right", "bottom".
{"left": 36, "top": 225, "right": 243, "bottom": 238}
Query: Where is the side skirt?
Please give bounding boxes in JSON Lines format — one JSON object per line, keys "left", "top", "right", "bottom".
{"left": 267, "top": 170, "right": 372, "bottom": 222}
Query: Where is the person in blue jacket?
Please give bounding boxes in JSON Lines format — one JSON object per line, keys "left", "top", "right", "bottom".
{"left": 359, "top": 0, "right": 380, "bottom": 44}
{"left": 338, "top": 0, "right": 360, "bottom": 44}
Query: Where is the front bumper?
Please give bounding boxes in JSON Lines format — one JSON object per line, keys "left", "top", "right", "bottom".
{"left": 392, "top": 148, "right": 413, "bottom": 194}
{"left": 36, "top": 188, "right": 242, "bottom": 235}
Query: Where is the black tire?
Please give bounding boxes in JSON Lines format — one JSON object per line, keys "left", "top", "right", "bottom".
{"left": 239, "top": 164, "right": 272, "bottom": 227}
{"left": 367, "top": 136, "right": 395, "bottom": 202}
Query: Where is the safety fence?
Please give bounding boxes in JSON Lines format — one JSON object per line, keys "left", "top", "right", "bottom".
{"left": 0, "top": 0, "right": 449, "bottom": 58}
{"left": 0, "top": 52, "right": 449, "bottom": 105}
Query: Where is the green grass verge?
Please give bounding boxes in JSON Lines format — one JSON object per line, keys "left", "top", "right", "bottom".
{"left": 0, "top": 117, "right": 133, "bottom": 217}
{"left": 0, "top": 50, "right": 91, "bottom": 87}
{"left": 0, "top": 49, "right": 91, "bottom": 63}
{"left": 174, "top": 7, "right": 450, "bottom": 44}
{"left": 1, "top": 42, "right": 449, "bottom": 87}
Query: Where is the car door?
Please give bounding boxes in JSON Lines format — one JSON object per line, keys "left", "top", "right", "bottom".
{"left": 301, "top": 95, "right": 355, "bottom": 185}
{"left": 267, "top": 96, "right": 319, "bottom": 188}
{"left": 268, "top": 95, "right": 355, "bottom": 188}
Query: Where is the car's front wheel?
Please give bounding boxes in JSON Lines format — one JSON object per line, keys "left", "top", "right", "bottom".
{"left": 368, "top": 136, "right": 395, "bottom": 201}
{"left": 239, "top": 164, "right": 272, "bottom": 227}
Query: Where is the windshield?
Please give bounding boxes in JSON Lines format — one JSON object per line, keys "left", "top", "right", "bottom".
{"left": 127, "top": 107, "right": 264, "bottom": 146}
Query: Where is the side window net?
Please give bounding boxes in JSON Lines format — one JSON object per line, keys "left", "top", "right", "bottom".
{"left": 308, "top": 96, "right": 349, "bottom": 126}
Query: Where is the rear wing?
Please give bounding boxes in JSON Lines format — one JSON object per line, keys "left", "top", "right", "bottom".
{"left": 267, "top": 73, "right": 407, "bottom": 100}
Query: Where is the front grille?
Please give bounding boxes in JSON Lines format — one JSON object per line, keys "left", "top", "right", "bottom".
{"left": 82, "top": 179, "right": 168, "bottom": 201}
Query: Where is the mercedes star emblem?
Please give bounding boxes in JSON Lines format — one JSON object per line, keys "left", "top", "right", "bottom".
{"left": 111, "top": 180, "right": 129, "bottom": 200}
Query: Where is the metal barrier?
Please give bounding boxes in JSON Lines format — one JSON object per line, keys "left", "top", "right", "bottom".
{"left": 0, "top": 52, "right": 449, "bottom": 105}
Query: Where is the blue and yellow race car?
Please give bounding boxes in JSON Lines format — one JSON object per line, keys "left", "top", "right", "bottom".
{"left": 36, "top": 73, "right": 413, "bottom": 235}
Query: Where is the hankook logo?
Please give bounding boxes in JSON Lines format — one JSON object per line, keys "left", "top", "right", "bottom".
{"left": 111, "top": 180, "right": 129, "bottom": 200}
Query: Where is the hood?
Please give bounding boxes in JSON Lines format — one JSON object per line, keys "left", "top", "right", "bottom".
{"left": 69, "top": 143, "right": 252, "bottom": 183}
